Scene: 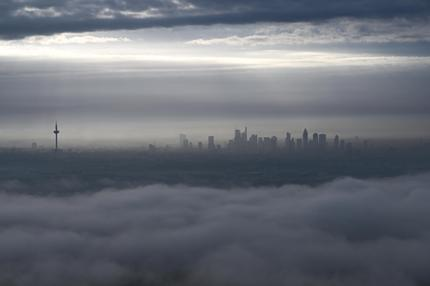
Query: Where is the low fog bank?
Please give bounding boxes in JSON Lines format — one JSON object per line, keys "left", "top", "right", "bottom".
{"left": 1, "top": 173, "right": 430, "bottom": 286}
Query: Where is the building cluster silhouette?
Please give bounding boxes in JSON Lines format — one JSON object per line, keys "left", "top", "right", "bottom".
{"left": 33, "top": 122, "right": 360, "bottom": 152}
{"left": 178, "top": 127, "right": 354, "bottom": 153}
{"left": 7, "top": 122, "right": 426, "bottom": 152}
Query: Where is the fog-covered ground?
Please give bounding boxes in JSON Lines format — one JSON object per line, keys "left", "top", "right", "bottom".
{"left": 1, "top": 173, "right": 430, "bottom": 286}
{"left": 1, "top": 147, "right": 429, "bottom": 285}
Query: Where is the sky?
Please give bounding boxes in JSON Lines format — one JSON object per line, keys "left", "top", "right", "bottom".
{"left": 0, "top": 0, "right": 429, "bottom": 146}
{"left": 1, "top": 2, "right": 430, "bottom": 284}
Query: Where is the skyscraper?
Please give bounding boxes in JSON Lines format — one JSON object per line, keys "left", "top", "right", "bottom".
{"left": 285, "top": 132, "right": 291, "bottom": 148}
{"left": 208, "top": 136, "right": 215, "bottom": 150}
{"left": 270, "top": 136, "right": 278, "bottom": 150}
{"left": 249, "top": 134, "right": 258, "bottom": 148}
{"left": 53, "top": 122, "right": 60, "bottom": 152}
{"left": 179, "top": 134, "right": 187, "bottom": 148}
{"left": 233, "top": 127, "right": 248, "bottom": 148}
{"left": 334, "top": 135, "right": 340, "bottom": 149}
{"left": 242, "top": 127, "right": 248, "bottom": 142}
{"left": 302, "top": 129, "right": 308, "bottom": 148}
{"left": 234, "top": 129, "right": 241, "bottom": 145}
{"left": 313, "top": 133, "right": 319, "bottom": 146}
{"left": 318, "top": 134, "right": 327, "bottom": 148}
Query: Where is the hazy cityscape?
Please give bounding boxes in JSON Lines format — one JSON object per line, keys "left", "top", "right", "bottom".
{"left": 0, "top": 122, "right": 428, "bottom": 193}
{"left": 1, "top": 0, "right": 430, "bottom": 285}
{"left": 9, "top": 122, "right": 429, "bottom": 154}
{"left": 178, "top": 127, "right": 360, "bottom": 153}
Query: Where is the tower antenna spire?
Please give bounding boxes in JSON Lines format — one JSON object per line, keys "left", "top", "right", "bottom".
{"left": 53, "top": 121, "right": 60, "bottom": 152}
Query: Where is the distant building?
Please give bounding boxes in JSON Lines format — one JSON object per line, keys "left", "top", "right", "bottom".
{"left": 302, "top": 129, "right": 308, "bottom": 148}
{"left": 179, "top": 134, "right": 188, "bottom": 148}
{"left": 31, "top": 142, "right": 37, "bottom": 150}
{"left": 198, "top": 142, "right": 203, "bottom": 150}
{"left": 148, "top": 144, "right": 156, "bottom": 152}
{"left": 312, "top": 133, "right": 319, "bottom": 146}
{"left": 234, "top": 129, "right": 241, "bottom": 145}
{"left": 271, "top": 136, "right": 278, "bottom": 149}
{"left": 285, "top": 132, "right": 291, "bottom": 149}
{"left": 249, "top": 134, "right": 258, "bottom": 148}
{"left": 242, "top": 127, "right": 248, "bottom": 142}
{"left": 258, "top": 137, "right": 263, "bottom": 147}
{"left": 296, "top": 138, "right": 303, "bottom": 150}
{"left": 263, "top": 137, "right": 271, "bottom": 149}
{"left": 233, "top": 127, "right": 248, "bottom": 148}
{"left": 318, "top": 134, "right": 327, "bottom": 148}
{"left": 208, "top": 136, "right": 215, "bottom": 150}
{"left": 334, "top": 135, "right": 340, "bottom": 149}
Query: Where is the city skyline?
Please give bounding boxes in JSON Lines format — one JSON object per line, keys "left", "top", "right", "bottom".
{"left": 0, "top": 1, "right": 429, "bottom": 285}
{"left": 1, "top": 1, "right": 430, "bottom": 146}
{"left": 178, "top": 127, "right": 342, "bottom": 151}
{"left": 7, "top": 121, "right": 426, "bottom": 151}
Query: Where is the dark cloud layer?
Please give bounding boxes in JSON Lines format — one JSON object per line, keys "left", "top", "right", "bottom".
{"left": 0, "top": 0, "right": 429, "bottom": 39}
{"left": 0, "top": 173, "right": 430, "bottom": 285}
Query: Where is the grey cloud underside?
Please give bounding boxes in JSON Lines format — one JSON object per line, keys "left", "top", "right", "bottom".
{"left": 1, "top": 173, "right": 430, "bottom": 286}
{"left": 1, "top": 0, "right": 430, "bottom": 39}
{"left": 1, "top": 63, "right": 430, "bottom": 119}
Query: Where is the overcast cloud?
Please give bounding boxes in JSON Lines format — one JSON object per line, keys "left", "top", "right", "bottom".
{"left": 0, "top": 173, "right": 430, "bottom": 285}
{"left": 186, "top": 18, "right": 430, "bottom": 47}
{"left": 0, "top": 1, "right": 429, "bottom": 144}
{"left": 0, "top": 60, "right": 429, "bottom": 142}
{"left": 0, "top": 0, "right": 429, "bottom": 39}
